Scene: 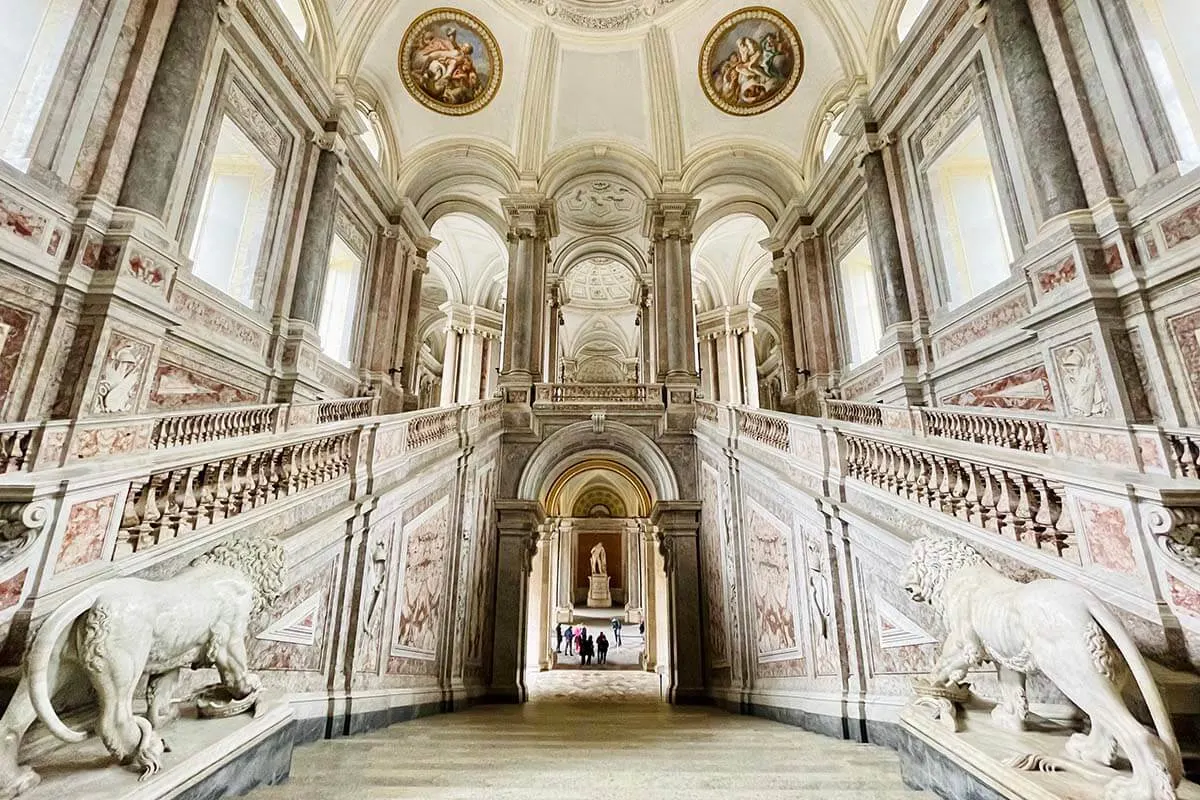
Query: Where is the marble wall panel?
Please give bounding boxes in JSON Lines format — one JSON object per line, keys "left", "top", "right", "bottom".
{"left": 0, "top": 570, "right": 27, "bottom": 614}
{"left": 744, "top": 498, "right": 801, "bottom": 664}
{"left": 464, "top": 466, "right": 497, "bottom": 667}
{"left": 252, "top": 561, "right": 336, "bottom": 672}
{"left": 940, "top": 364, "right": 1055, "bottom": 411}
{"left": 392, "top": 495, "right": 452, "bottom": 660}
{"left": 934, "top": 293, "right": 1030, "bottom": 359}
{"left": 54, "top": 495, "right": 117, "bottom": 573}
{"left": 1050, "top": 335, "right": 1112, "bottom": 418}
{"left": 148, "top": 358, "right": 260, "bottom": 409}
{"left": 0, "top": 304, "right": 35, "bottom": 418}
{"left": 1168, "top": 573, "right": 1200, "bottom": 619}
{"left": 1160, "top": 199, "right": 1200, "bottom": 250}
{"left": 1075, "top": 498, "right": 1137, "bottom": 575}
{"left": 1166, "top": 306, "right": 1200, "bottom": 413}
{"left": 698, "top": 461, "right": 730, "bottom": 671}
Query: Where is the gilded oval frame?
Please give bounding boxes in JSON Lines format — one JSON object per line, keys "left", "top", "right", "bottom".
{"left": 698, "top": 6, "right": 804, "bottom": 117}
{"left": 398, "top": 8, "right": 503, "bottom": 117}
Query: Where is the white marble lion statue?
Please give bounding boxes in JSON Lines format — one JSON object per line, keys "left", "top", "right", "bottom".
{"left": 0, "top": 536, "right": 285, "bottom": 798}
{"left": 902, "top": 535, "right": 1182, "bottom": 800}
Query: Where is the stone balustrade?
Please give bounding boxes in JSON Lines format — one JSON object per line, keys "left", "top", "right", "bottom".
{"left": 916, "top": 406, "right": 1049, "bottom": 454}
{"left": 532, "top": 383, "right": 665, "bottom": 406}
{"left": 0, "top": 400, "right": 500, "bottom": 574}
{"left": 0, "top": 425, "right": 37, "bottom": 475}
{"left": 708, "top": 403, "right": 1200, "bottom": 574}
{"left": 0, "top": 396, "right": 383, "bottom": 473}
{"left": 118, "top": 431, "right": 356, "bottom": 557}
{"left": 843, "top": 434, "right": 1072, "bottom": 558}
{"left": 824, "top": 399, "right": 884, "bottom": 428}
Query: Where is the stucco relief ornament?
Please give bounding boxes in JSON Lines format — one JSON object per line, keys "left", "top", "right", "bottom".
{"left": 398, "top": 8, "right": 502, "bottom": 116}
{"left": 902, "top": 536, "right": 1183, "bottom": 800}
{"left": 0, "top": 537, "right": 285, "bottom": 797}
{"left": 94, "top": 340, "right": 146, "bottom": 414}
{"left": 699, "top": 7, "right": 803, "bottom": 116}
{"left": 1056, "top": 340, "right": 1111, "bottom": 417}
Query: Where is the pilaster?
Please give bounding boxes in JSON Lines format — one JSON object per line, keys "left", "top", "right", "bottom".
{"left": 650, "top": 500, "right": 704, "bottom": 704}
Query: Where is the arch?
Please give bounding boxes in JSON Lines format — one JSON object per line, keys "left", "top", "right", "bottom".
{"left": 552, "top": 235, "right": 648, "bottom": 279}
{"left": 400, "top": 139, "right": 520, "bottom": 214}
{"left": 517, "top": 421, "right": 680, "bottom": 509}
{"left": 539, "top": 142, "right": 662, "bottom": 200}
{"left": 545, "top": 459, "right": 652, "bottom": 518}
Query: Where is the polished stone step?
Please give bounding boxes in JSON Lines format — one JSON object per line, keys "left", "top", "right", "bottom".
{"left": 247, "top": 672, "right": 927, "bottom": 799}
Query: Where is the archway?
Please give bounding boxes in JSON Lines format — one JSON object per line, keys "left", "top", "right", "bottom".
{"left": 492, "top": 421, "right": 701, "bottom": 704}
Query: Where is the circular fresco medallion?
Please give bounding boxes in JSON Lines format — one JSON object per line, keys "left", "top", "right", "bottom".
{"left": 399, "top": 8, "right": 502, "bottom": 116}
{"left": 698, "top": 6, "right": 803, "bottom": 116}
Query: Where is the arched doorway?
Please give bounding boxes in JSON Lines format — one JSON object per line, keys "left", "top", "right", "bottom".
{"left": 490, "top": 421, "right": 702, "bottom": 704}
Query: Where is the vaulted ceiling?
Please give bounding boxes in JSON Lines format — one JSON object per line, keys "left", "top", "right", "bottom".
{"left": 287, "top": 0, "right": 923, "bottom": 207}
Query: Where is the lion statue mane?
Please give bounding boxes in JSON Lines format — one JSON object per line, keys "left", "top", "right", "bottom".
{"left": 903, "top": 535, "right": 1182, "bottom": 800}
{"left": 0, "top": 536, "right": 285, "bottom": 798}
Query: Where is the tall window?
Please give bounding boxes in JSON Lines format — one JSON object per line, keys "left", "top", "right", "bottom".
{"left": 897, "top": 0, "right": 932, "bottom": 41}
{"left": 838, "top": 236, "right": 884, "bottom": 366}
{"left": 189, "top": 118, "right": 277, "bottom": 306}
{"left": 356, "top": 105, "right": 382, "bottom": 162}
{"left": 0, "top": 0, "right": 85, "bottom": 169}
{"left": 821, "top": 109, "right": 847, "bottom": 163}
{"left": 926, "top": 118, "right": 1012, "bottom": 306}
{"left": 1128, "top": 0, "right": 1200, "bottom": 169}
{"left": 318, "top": 233, "right": 364, "bottom": 364}
{"left": 273, "top": 0, "right": 308, "bottom": 41}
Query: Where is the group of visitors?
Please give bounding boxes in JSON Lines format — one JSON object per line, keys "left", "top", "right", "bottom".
{"left": 555, "top": 617, "right": 645, "bottom": 667}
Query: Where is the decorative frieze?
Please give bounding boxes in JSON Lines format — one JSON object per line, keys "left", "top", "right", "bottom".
{"left": 933, "top": 293, "right": 1030, "bottom": 358}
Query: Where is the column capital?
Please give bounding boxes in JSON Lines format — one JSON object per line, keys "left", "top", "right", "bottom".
{"left": 502, "top": 193, "right": 558, "bottom": 239}
{"left": 642, "top": 194, "right": 699, "bottom": 241}
{"left": 311, "top": 130, "right": 349, "bottom": 165}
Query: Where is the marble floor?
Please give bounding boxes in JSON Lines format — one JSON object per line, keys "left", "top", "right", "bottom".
{"left": 248, "top": 672, "right": 928, "bottom": 799}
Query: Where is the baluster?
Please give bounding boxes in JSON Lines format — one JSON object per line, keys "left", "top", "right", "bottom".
{"left": 992, "top": 469, "right": 1016, "bottom": 538}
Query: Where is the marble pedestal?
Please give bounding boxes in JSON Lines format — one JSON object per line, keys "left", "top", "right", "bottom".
{"left": 897, "top": 705, "right": 1200, "bottom": 800}
{"left": 586, "top": 575, "right": 612, "bottom": 608}
{"left": 12, "top": 692, "right": 294, "bottom": 800}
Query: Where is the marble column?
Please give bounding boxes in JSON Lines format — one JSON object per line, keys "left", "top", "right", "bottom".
{"left": 644, "top": 196, "right": 700, "bottom": 383}
{"left": 544, "top": 284, "right": 562, "bottom": 384}
{"left": 117, "top": 0, "right": 221, "bottom": 218}
{"left": 771, "top": 254, "right": 799, "bottom": 410}
{"left": 716, "top": 330, "right": 740, "bottom": 404}
{"left": 456, "top": 330, "right": 484, "bottom": 403}
{"left": 440, "top": 328, "right": 460, "bottom": 407}
{"left": 741, "top": 327, "right": 760, "bottom": 408}
{"left": 401, "top": 254, "right": 429, "bottom": 402}
{"left": 638, "top": 287, "right": 655, "bottom": 383}
{"left": 988, "top": 0, "right": 1087, "bottom": 220}
{"left": 489, "top": 501, "right": 544, "bottom": 703}
{"left": 536, "top": 524, "right": 554, "bottom": 670}
{"left": 484, "top": 335, "right": 500, "bottom": 398}
{"left": 861, "top": 148, "right": 912, "bottom": 329}
{"left": 651, "top": 502, "right": 704, "bottom": 703}
{"left": 557, "top": 520, "right": 575, "bottom": 614}
{"left": 641, "top": 521, "right": 658, "bottom": 671}
{"left": 500, "top": 195, "right": 557, "bottom": 388}
{"left": 290, "top": 136, "right": 345, "bottom": 324}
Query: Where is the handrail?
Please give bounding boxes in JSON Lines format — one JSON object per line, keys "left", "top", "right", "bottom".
{"left": 532, "top": 383, "right": 665, "bottom": 405}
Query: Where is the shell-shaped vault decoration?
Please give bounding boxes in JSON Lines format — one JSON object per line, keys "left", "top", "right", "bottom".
{"left": 699, "top": 6, "right": 804, "bottom": 116}
{"left": 398, "top": 8, "right": 503, "bottom": 116}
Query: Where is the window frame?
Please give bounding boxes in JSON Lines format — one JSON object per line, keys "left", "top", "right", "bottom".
{"left": 829, "top": 210, "right": 885, "bottom": 369}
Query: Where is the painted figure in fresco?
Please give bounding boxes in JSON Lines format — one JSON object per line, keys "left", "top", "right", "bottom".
{"left": 411, "top": 25, "right": 480, "bottom": 106}
{"left": 590, "top": 542, "right": 608, "bottom": 576}
{"left": 711, "top": 27, "right": 793, "bottom": 109}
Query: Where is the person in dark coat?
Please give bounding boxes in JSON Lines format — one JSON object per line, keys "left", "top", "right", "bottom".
{"left": 597, "top": 632, "right": 609, "bottom": 664}
{"left": 556, "top": 623, "right": 563, "bottom": 653}
{"left": 564, "top": 625, "right": 575, "bottom": 655}
{"left": 610, "top": 617, "right": 622, "bottom": 646}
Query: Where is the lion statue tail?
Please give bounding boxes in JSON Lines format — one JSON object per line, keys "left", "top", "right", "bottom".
{"left": 26, "top": 587, "right": 103, "bottom": 744}
{"left": 1088, "top": 598, "right": 1183, "bottom": 786}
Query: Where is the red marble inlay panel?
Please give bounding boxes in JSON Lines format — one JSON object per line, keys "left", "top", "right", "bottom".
{"left": 1168, "top": 574, "right": 1200, "bottom": 617}
{"left": 0, "top": 303, "right": 34, "bottom": 413}
{"left": 0, "top": 194, "right": 47, "bottom": 241}
{"left": 935, "top": 293, "right": 1031, "bottom": 358}
{"left": 1161, "top": 200, "right": 1200, "bottom": 249}
{"left": 148, "top": 361, "right": 259, "bottom": 410}
{"left": 1166, "top": 307, "right": 1200, "bottom": 410}
{"left": 1101, "top": 243, "right": 1125, "bottom": 274}
{"left": 55, "top": 496, "right": 116, "bottom": 573}
{"left": 1076, "top": 499, "right": 1136, "bottom": 575}
{"left": 1036, "top": 255, "right": 1078, "bottom": 293}
{"left": 0, "top": 569, "right": 27, "bottom": 612}
{"left": 941, "top": 365, "right": 1055, "bottom": 412}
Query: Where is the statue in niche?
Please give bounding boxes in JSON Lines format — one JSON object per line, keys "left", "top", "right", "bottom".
{"left": 902, "top": 536, "right": 1181, "bottom": 800}
{"left": 590, "top": 542, "right": 608, "bottom": 576}
{"left": 0, "top": 537, "right": 285, "bottom": 797}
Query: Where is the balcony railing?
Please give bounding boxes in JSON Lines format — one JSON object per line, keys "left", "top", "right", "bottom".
{"left": 532, "top": 383, "right": 665, "bottom": 406}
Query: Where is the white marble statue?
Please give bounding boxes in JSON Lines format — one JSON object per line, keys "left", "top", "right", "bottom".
{"left": 902, "top": 536, "right": 1181, "bottom": 800}
{"left": 590, "top": 542, "right": 607, "bottom": 576}
{"left": 0, "top": 536, "right": 285, "bottom": 798}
